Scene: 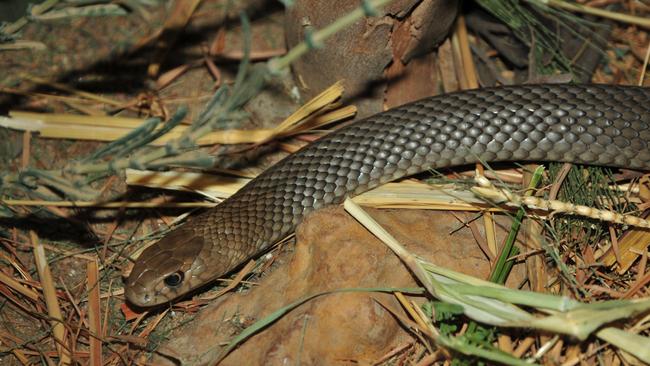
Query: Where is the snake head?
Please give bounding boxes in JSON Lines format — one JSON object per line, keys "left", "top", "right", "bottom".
{"left": 125, "top": 228, "right": 207, "bottom": 307}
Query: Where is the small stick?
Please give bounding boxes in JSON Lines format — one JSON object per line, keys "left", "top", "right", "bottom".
{"left": 87, "top": 260, "right": 102, "bottom": 366}
{"left": 31, "top": 231, "right": 71, "bottom": 365}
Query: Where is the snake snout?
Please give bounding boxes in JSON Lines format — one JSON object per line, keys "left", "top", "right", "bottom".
{"left": 124, "top": 228, "right": 206, "bottom": 306}
{"left": 124, "top": 283, "right": 153, "bottom": 307}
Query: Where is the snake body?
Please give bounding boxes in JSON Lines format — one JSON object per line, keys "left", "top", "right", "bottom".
{"left": 126, "top": 84, "right": 650, "bottom": 306}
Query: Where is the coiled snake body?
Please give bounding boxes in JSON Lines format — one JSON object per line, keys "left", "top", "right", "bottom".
{"left": 126, "top": 84, "right": 650, "bottom": 306}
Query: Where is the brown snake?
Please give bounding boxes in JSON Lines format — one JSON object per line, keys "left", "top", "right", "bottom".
{"left": 125, "top": 84, "right": 650, "bottom": 306}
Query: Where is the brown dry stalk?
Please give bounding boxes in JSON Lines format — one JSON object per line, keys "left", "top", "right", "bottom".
{"left": 31, "top": 230, "right": 71, "bottom": 365}
{"left": 473, "top": 176, "right": 650, "bottom": 229}
{"left": 87, "top": 259, "right": 102, "bottom": 366}
{"left": 455, "top": 15, "right": 479, "bottom": 89}
{"left": 0, "top": 270, "right": 39, "bottom": 301}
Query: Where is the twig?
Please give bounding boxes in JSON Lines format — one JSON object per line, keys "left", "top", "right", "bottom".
{"left": 472, "top": 176, "right": 650, "bottom": 229}
{"left": 31, "top": 231, "right": 71, "bottom": 365}
{"left": 639, "top": 41, "right": 650, "bottom": 86}
{"left": 87, "top": 259, "right": 102, "bottom": 366}
{"left": 537, "top": 0, "right": 650, "bottom": 29}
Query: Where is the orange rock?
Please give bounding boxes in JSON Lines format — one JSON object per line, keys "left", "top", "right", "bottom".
{"left": 154, "top": 206, "right": 522, "bottom": 365}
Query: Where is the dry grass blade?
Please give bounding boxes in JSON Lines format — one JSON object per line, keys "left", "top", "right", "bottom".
{"left": 2, "top": 93, "right": 355, "bottom": 146}
{"left": 483, "top": 213, "right": 498, "bottom": 259}
{"left": 353, "top": 181, "right": 501, "bottom": 211}
{"left": 455, "top": 15, "right": 479, "bottom": 89}
{"left": 0, "top": 270, "right": 40, "bottom": 301}
{"left": 394, "top": 292, "right": 431, "bottom": 333}
{"left": 640, "top": 42, "right": 650, "bottom": 85}
{"left": 87, "top": 259, "right": 102, "bottom": 366}
{"left": 126, "top": 169, "right": 251, "bottom": 199}
{"left": 134, "top": 310, "right": 169, "bottom": 352}
{"left": 542, "top": 0, "right": 650, "bottom": 29}
{"left": 30, "top": 230, "right": 71, "bottom": 365}
{"left": 603, "top": 227, "right": 643, "bottom": 274}
{"left": 274, "top": 105, "right": 357, "bottom": 136}
{"left": 0, "top": 199, "right": 218, "bottom": 208}
{"left": 264, "top": 81, "right": 353, "bottom": 138}
{"left": 21, "top": 130, "right": 30, "bottom": 168}
{"left": 0, "top": 330, "right": 31, "bottom": 364}
{"left": 10, "top": 110, "right": 144, "bottom": 127}
{"left": 155, "top": 63, "right": 192, "bottom": 90}
{"left": 1, "top": 111, "right": 277, "bottom": 145}
{"left": 21, "top": 74, "right": 123, "bottom": 106}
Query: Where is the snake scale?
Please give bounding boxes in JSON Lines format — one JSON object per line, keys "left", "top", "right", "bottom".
{"left": 125, "top": 84, "right": 650, "bottom": 306}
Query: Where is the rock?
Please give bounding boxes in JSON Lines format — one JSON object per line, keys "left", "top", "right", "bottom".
{"left": 153, "top": 206, "right": 523, "bottom": 365}
{"left": 284, "top": 0, "right": 459, "bottom": 118}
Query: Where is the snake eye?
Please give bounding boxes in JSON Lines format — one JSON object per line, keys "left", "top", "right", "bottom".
{"left": 163, "top": 271, "right": 184, "bottom": 287}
